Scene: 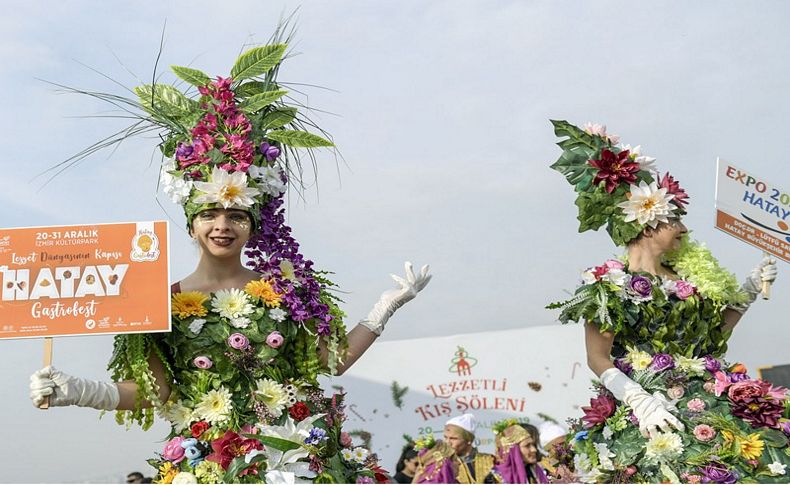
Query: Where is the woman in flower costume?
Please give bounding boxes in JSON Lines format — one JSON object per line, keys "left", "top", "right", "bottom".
{"left": 547, "top": 120, "right": 788, "bottom": 483}
{"left": 28, "top": 38, "right": 430, "bottom": 484}
{"left": 485, "top": 421, "right": 549, "bottom": 484}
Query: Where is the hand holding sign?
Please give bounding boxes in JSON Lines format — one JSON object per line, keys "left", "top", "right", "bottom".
{"left": 743, "top": 254, "right": 778, "bottom": 301}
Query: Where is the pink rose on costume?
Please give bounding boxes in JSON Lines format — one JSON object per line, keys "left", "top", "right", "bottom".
{"left": 340, "top": 432, "right": 353, "bottom": 448}
{"left": 674, "top": 280, "right": 696, "bottom": 300}
{"left": 193, "top": 356, "right": 213, "bottom": 369}
{"left": 667, "top": 386, "right": 685, "bottom": 400}
{"left": 686, "top": 398, "right": 706, "bottom": 412}
{"left": 703, "top": 381, "right": 716, "bottom": 394}
{"left": 693, "top": 424, "right": 716, "bottom": 442}
{"left": 228, "top": 333, "right": 250, "bottom": 350}
{"left": 163, "top": 436, "right": 187, "bottom": 463}
{"left": 604, "top": 259, "right": 625, "bottom": 270}
{"left": 266, "top": 331, "right": 284, "bottom": 349}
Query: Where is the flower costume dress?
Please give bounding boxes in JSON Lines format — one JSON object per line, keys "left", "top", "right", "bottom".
{"left": 547, "top": 121, "right": 790, "bottom": 484}
{"left": 82, "top": 37, "right": 390, "bottom": 484}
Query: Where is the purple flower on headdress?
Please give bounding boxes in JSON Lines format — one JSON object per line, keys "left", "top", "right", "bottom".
{"left": 699, "top": 463, "right": 738, "bottom": 484}
{"left": 780, "top": 421, "right": 790, "bottom": 436}
{"left": 626, "top": 275, "right": 653, "bottom": 301}
{"left": 228, "top": 332, "right": 250, "bottom": 350}
{"left": 260, "top": 142, "right": 281, "bottom": 162}
{"left": 704, "top": 356, "right": 721, "bottom": 373}
{"left": 650, "top": 353, "right": 675, "bottom": 372}
{"left": 176, "top": 143, "right": 194, "bottom": 160}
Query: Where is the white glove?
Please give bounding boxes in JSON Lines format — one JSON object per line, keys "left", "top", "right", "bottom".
{"left": 29, "top": 366, "right": 119, "bottom": 411}
{"left": 358, "top": 262, "right": 432, "bottom": 335}
{"left": 731, "top": 255, "right": 778, "bottom": 313}
{"left": 600, "top": 367, "right": 684, "bottom": 438}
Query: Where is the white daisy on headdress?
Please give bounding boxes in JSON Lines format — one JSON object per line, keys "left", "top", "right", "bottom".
{"left": 248, "top": 164, "right": 287, "bottom": 197}
{"left": 193, "top": 167, "right": 260, "bottom": 209}
{"left": 160, "top": 161, "right": 194, "bottom": 204}
{"left": 617, "top": 180, "right": 676, "bottom": 228}
{"left": 619, "top": 144, "right": 656, "bottom": 172}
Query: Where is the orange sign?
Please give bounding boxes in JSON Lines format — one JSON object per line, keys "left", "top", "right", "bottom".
{"left": 0, "top": 221, "right": 170, "bottom": 339}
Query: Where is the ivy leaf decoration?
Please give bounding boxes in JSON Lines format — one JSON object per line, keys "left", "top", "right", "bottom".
{"left": 170, "top": 65, "right": 210, "bottom": 87}
{"left": 267, "top": 129, "right": 334, "bottom": 148}
{"left": 231, "top": 44, "right": 287, "bottom": 81}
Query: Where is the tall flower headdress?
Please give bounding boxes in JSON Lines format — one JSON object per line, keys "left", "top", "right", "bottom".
{"left": 550, "top": 120, "right": 689, "bottom": 246}
{"left": 51, "top": 29, "right": 333, "bottom": 231}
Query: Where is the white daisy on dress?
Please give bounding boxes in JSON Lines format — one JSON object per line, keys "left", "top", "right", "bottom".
{"left": 161, "top": 400, "right": 195, "bottom": 433}
{"left": 768, "top": 462, "right": 787, "bottom": 476}
{"left": 341, "top": 449, "right": 354, "bottom": 462}
{"left": 211, "top": 288, "right": 254, "bottom": 320}
{"left": 172, "top": 472, "right": 198, "bottom": 484}
{"left": 352, "top": 447, "right": 369, "bottom": 463}
{"left": 193, "top": 167, "right": 260, "bottom": 209}
{"left": 229, "top": 316, "right": 251, "bottom": 328}
{"left": 676, "top": 355, "right": 706, "bottom": 376}
{"left": 594, "top": 442, "right": 615, "bottom": 471}
{"left": 617, "top": 181, "right": 676, "bottom": 229}
{"left": 645, "top": 431, "right": 684, "bottom": 462}
{"left": 269, "top": 308, "right": 288, "bottom": 322}
{"left": 194, "top": 387, "right": 233, "bottom": 425}
{"left": 188, "top": 318, "right": 207, "bottom": 335}
{"left": 254, "top": 378, "right": 289, "bottom": 417}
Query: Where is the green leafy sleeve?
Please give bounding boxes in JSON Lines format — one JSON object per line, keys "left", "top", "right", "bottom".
{"left": 107, "top": 332, "right": 174, "bottom": 430}
{"left": 547, "top": 280, "right": 627, "bottom": 335}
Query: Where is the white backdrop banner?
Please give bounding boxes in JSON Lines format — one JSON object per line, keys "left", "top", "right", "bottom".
{"left": 321, "top": 324, "right": 596, "bottom": 470}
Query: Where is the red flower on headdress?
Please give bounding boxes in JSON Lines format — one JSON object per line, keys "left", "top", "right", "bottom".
{"left": 588, "top": 149, "right": 640, "bottom": 193}
{"left": 659, "top": 172, "right": 689, "bottom": 207}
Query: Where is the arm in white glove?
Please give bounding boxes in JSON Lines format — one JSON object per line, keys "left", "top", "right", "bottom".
{"left": 29, "top": 366, "right": 119, "bottom": 411}
{"left": 600, "top": 367, "right": 684, "bottom": 438}
{"left": 358, "top": 261, "right": 432, "bottom": 335}
{"left": 729, "top": 255, "right": 778, "bottom": 314}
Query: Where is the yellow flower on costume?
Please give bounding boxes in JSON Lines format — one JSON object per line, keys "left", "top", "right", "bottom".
{"left": 195, "top": 460, "right": 223, "bottom": 484}
{"left": 739, "top": 433, "right": 765, "bottom": 461}
{"left": 171, "top": 291, "right": 209, "bottom": 319}
{"left": 721, "top": 430, "right": 765, "bottom": 461}
{"left": 626, "top": 347, "right": 653, "bottom": 371}
{"left": 155, "top": 462, "right": 179, "bottom": 484}
{"left": 245, "top": 279, "right": 283, "bottom": 308}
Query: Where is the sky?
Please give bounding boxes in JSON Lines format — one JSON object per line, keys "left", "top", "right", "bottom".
{"left": 1, "top": 1, "right": 790, "bottom": 482}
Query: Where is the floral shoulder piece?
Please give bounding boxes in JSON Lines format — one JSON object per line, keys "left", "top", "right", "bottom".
{"left": 547, "top": 259, "right": 702, "bottom": 335}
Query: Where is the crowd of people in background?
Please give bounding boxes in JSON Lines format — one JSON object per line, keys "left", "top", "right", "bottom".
{"left": 393, "top": 413, "right": 572, "bottom": 484}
